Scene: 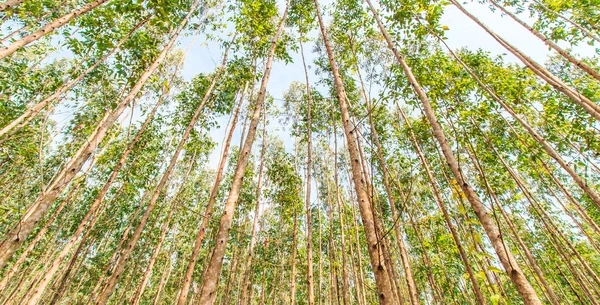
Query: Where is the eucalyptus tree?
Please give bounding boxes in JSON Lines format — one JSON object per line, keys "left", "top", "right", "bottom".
{"left": 0, "top": 0, "right": 210, "bottom": 267}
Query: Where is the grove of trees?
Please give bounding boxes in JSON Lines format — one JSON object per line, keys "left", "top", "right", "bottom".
{"left": 0, "top": 0, "right": 599, "bottom": 304}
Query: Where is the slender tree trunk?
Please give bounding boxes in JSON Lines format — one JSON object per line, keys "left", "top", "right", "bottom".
{"left": 538, "top": 159, "right": 600, "bottom": 235}
{"left": 23, "top": 60, "right": 178, "bottom": 305}
{"left": 177, "top": 81, "right": 247, "bottom": 305}
{"left": 93, "top": 31, "right": 225, "bottom": 301}
{"left": 332, "top": 122, "right": 350, "bottom": 305}
{"left": 0, "top": 0, "right": 109, "bottom": 60}
{"left": 434, "top": 32, "right": 600, "bottom": 209}
{"left": 0, "top": 180, "right": 76, "bottom": 291}
{"left": 0, "top": 0, "right": 202, "bottom": 267}
{"left": 130, "top": 185, "right": 190, "bottom": 305}
{"left": 0, "top": 16, "right": 151, "bottom": 140}
{"left": 465, "top": 141, "right": 561, "bottom": 305}
{"left": 0, "top": 0, "right": 24, "bottom": 12}
{"left": 240, "top": 111, "right": 267, "bottom": 305}
{"left": 87, "top": 183, "right": 154, "bottom": 304}
{"left": 196, "top": 3, "right": 289, "bottom": 303}
{"left": 288, "top": 208, "right": 298, "bottom": 304}
{"left": 299, "top": 31, "right": 316, "bottom": 305}
{"left": 394, "top": 105, "right": 485, "bottom": 305}
{"left": 489, "top": 0, "right": 600, "bottom": 81}
{"left": 449, "top": 0, "right": 600, "bottom": 121}
{"left": 350, "top": 57, "right": 421, "bottom": 305}
{"left": 313, "top": 0, "right": 394, "bottom": 302}
{"left": 530, "top": 0, "right": 600, "bottom": 43}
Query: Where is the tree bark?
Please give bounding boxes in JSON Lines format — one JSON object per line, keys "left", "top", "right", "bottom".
{"left": 195, "top": 3, "right": 289, "bottom": 303}
{"left": 299, "top": 30, "right": 316, "bottom": 305}
{"left": 240, "top": 110, "right": 267, "bottom": 305}
{"left": 94, "top": 27, "right": 226, "bottom": 302}
{"left": 0, "top": 0, "right": 110, "bottom": 60}
{"left": 465, "top": 140, "right": 561, "bottom": 305}
{"left": 314, "top": 0, "right": 395, "bottom": 302}
{"left": 130, "top": 195, "right": 180, "bottom": 305}
{"left": 0, "top": 0, "right": 24, "bottom": 12}
{"left": 177, "top": 82, "right": 247, "bottom": 305}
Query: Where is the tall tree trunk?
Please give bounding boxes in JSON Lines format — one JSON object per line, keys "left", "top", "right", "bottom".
{"left": 0, "top": 16, "right": 151, "bottom": 140}
{"left": 177, "top": 80, "right": 247, "bottom": 305}
{"left": 394, "top": 105, "right": 485, "bottom": 305}
{"left": 130, "top": 196, "right": 180, "bottom": 305}
{"left": 350, "top": 54, "right": 421, "bottom": 305}
{"left": 240, "top": 111, "right": 267, "bottom": 305}
{"left": 289, "top": 209, "right": 298, "bottom": 305}
{"left": 0, "top": 179, "right": 76, "bottom": 291}
{"left": 299, "top": 30, "right": 316, "bottom": 305}
{"left": 22, "top": 56, "right": 178, "bottom": 305}
{"left": 0, "top": 0, "right": 110, "bottom": 60}
{"left": 313, "top": 0, "right": 394, "bottom": 302}
{"left": 332, "top": 121, "right": 350, "bottom": 305}
{"left": 196, "top": 2, "right": 289, "bottom": 303}
{"left": 432, "top": 31, "right": 600, "bottom": 209}
{"left": 0, "top": 0, "right": 203, "bottom": 267}
{"left": 464, "top": 141, "right": 561, "bottom": 305}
